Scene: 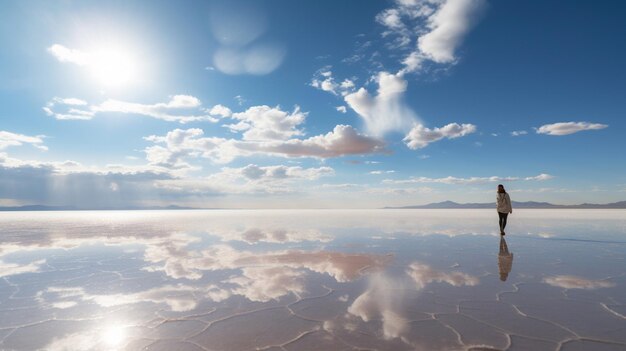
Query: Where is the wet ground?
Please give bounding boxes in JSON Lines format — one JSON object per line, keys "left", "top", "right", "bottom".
{"left": 0, "top": 209, "right": 625, "bottom": 350}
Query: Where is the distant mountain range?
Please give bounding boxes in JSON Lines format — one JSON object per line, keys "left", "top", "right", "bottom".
{"left": 385, "top": 200, "right": 626, "bottom": 209}
{"left": 0, "top": 205, "right": 201, "bottom": 211}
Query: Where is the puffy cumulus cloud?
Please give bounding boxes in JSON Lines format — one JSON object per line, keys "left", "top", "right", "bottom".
{"left": 344, "top": 72, "right": 418, "bottom": 137}
{"left": 375, "top": 0, "right": 486, "bottom": 73}
{"left": 209, "top": 104, "right": 233, "bottom": 118}
{"left": 225, "top": 105, "right": 306, "bottom": 141}
{"left": 247, "top": 125, "right": 387, "bottom": 159}
{"left": 406, "top": 262, "right": 479, "bottom": 289}
{"left": 144, "top": 128, "right": 227, "bottom": 168}
{"left": 383, "top": 173, "right": 554, "bottom": 185}
{"left": 43, "top": 95, "right": 222, "bottom": 123}
{"left": 145, "top": 124, "right": 386, "bottom": 165}
{"left": 536, "top": 122, "right": 608, "bottom": 136}
{"left": 347, "top": 274, "right": 410, "bottom": 339}
{"left": 543, "top": 275, "right": 616, "bottom": 290}
{"left": 226, "top": 266, "right": 306, "bottom": 302}
{"left": 310, "top": 68, "right": 356, "bottom": 97}
{"left": 403, "top": 122, "right": 476, "bottom": 149}
{"left": 0, "top": 131, "right": 47, "bottom": 151}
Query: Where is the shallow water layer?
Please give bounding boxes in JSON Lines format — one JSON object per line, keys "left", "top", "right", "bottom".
{"left": 0, "top": 209, "right": 625, "bottom": 351}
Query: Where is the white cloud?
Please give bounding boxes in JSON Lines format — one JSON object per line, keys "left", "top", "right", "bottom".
{"left": 44, "top": 95, "right": 217, "bottom": 123}
{"left": 345, "top": 72, "right": 418, "bottom": 137}
{"left": 383, "top": 173, "right": 554, "bottom": 185}
{"left": 93, "top": 95, "right": 217, "bottom": 123}
{"left": 209, "top": 104, "right": 233, "bottom": 118}
{"left": 375, "top": 0, "right": 486, "bottom": 74}
{"left": 347, "top": 274, "right": 409, "bottom": 340}
{"left": 524, "top": 173, "right": 554, "bottom": 181}
{"left": 417, "top": 0, "right": 486, "bottom": 64}
{"left": 47, "top": 44, "right": 90, "bottom": 65}
{"left": 336, "top": 106, "right": 347, "bottom": 113}
{"left": 43, "top": 97, "right": 96, "bottom": 120}
{"left": 403, "top": 122, "right": 476, "bottom": 149}
{"left": 543, "top": 275, "right": 615, "bottom": 289}
{"left": 406, "top": 262, "right": 479, "bottom": 289}
{"left": 226, "top": 267, "right": 306, "bottom": 302}
{"left": 155, "top": 164, "right": 336, "bottom": 195}
{"left": 234, "top": 164, "right": 334, "bottom": 181}
{"left": 536, "top": 122, "right": 608, "bottom": 136}
{"left": 226, "top": 105, "right": 306, "bottom": 141}
{"left": 145, "top": 124, "right": 386, "bottom": 165}
{"left": 0, "top": 131, "right": 47, "bottom": 151}
{"left": 143, "top": 243, "right": 391, "bottom": 282}
{"left": 511, "top": 130, "right": 527, "bottom": 136}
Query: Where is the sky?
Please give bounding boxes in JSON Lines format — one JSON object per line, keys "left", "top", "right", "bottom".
{"left": 1, "top": 0, "right": 625, "bottom": 208}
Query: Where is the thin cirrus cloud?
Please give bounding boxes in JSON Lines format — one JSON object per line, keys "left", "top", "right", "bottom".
{"left": 383, "top": 173, "right": 554, "bottom": 185}
{"left": 403, "top": 122, "right": 476, "bottom": 149}
{"left": 43, "top": 95, "right": 223, "bottom": 123}
{"left": 510, "top": 130, "right": 528, "bottom": 136}
{"left": 0, "top": 130, "right": 47, "bottom": 151}
{"left": 536, "top": 122, "right": 608, "bottom": 136}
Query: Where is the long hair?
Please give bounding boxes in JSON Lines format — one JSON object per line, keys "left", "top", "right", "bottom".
{"left": 497, "top": 184, "right": 506, "bottom": 194}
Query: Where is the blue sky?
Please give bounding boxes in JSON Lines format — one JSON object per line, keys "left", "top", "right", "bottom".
{"left": 1, "top": 0, "right": 625, "bottom": 208}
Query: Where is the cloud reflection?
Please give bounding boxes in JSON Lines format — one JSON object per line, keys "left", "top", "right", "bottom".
{"left": 543, "top": 275, "right": 615, "bottom": 290}
{"left": 406, "top": 262, "right": 479, "bottom": 289}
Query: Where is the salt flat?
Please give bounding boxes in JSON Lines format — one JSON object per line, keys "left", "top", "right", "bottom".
{"left": 0, "top": 210, "right": 624, "bottom": 350}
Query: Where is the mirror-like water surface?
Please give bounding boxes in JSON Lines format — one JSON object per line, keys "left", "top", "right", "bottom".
{"left": 0, "top": 210, "right": 625, "bottom": 351}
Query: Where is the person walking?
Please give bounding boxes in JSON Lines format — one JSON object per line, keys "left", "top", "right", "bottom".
{"left": 496, "top": 184, "right": 512, "bottom": 235}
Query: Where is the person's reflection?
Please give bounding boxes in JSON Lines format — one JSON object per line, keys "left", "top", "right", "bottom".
{"left": 498, "top": 236, "right": 513, "bottom": 281}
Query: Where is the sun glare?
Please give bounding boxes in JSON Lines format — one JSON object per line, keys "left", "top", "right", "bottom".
{"left": 101, "top": 324, "right": 126, "bottom": 348}
{"left": 89, "top": 48, "right": 138, "bottom": 88}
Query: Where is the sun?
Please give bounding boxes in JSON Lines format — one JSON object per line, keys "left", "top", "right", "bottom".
{"left": 88, "top": 47, "right": 138, "bottom": 88}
